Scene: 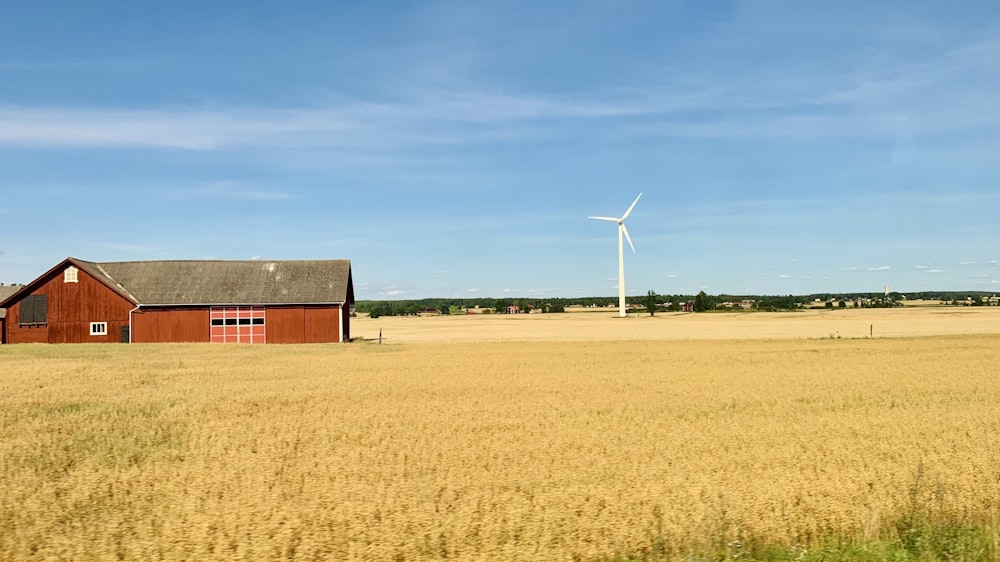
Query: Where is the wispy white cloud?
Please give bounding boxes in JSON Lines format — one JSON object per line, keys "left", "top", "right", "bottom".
{"left": 0, "top": 106, "right": 357, "bottom": 150}
{"left": 2, "top": 33, "right": 994, "bottom": 153}
{"left": 525, "top": 288, "right": 554, "bottom": 295}
{"left": 4, "top": 10, "right": 1000, "bottom": 158}
{"left": 0, "top": 87, "right": 702, "bottom": 151}
{"left": 956, "top": 260, "right": 1000, "bottom": 270}
{"left": 1, "top": 27, "right": 996, "bottom": 154}
{"left": 842, "top": 265, "right": 892, "bottom": 272}
{"left": 356, "top": 282, "right": 413, "bottom": 299}
{"left": 161, "top": 180, "right": 299, "bottom": 202}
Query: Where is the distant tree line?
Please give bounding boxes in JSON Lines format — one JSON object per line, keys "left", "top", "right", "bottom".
{"left": 356, "top": 291, "right": 998, "bottom": 317}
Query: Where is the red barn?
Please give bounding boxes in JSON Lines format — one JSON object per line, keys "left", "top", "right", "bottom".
{"left": 0, "top": 258, "right": 354, "bottom": 344}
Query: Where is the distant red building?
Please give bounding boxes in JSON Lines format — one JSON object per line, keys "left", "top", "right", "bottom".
{"left": 0, "top": 257, "right": 354, "bottom": 344}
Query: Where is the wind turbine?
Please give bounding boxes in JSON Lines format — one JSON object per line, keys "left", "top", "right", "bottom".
{"left": 589, "top": 192, "right": 642, "bottom": 317}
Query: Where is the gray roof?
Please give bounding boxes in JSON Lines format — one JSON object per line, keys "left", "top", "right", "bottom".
{"left": 0, "top": 286, "right": 19, "bottom": 319}
{"left": 73, "top": 258, "right": 353, "bottom": 306}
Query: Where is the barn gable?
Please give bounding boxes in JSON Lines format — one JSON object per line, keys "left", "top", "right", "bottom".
{"left": 0, "top": 259, "right": 136, "bottom": 344}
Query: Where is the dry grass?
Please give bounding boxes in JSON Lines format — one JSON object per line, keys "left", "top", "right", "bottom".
{"left": 2, "top": 313, "right": 1000, "bottom": 560}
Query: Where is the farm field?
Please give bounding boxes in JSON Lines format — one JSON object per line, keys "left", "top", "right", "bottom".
{"left": 354, "top": 305, "right": 1000, "bottom": 343}
{"left": 2, "top": 312, "right": 1000, "bottom": 561}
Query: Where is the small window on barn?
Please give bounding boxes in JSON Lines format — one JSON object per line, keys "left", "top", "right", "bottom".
{"left": 251, "top": 317, "right": 264, "bottom": 325}
{"left": 90, "top": 322, "right": 108, "bottom": 336}
{"left": 210, "top": 318, "right": 224, "bottom": 326}
{"left": 19, "top": 294, "right": 48, "bottom": 324}
{"left": 64, "top": 266, "right": 79, "bottom": 283}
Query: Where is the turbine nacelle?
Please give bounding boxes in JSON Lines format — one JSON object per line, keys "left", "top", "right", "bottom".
{"left": 587, "top": 192, "right": 641, "bottom": 254}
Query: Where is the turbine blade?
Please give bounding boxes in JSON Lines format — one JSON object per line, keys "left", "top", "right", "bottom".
{"left": 621, "top": 192, "right": 643, "bottom": 220}
{"left": 622, "top": 223, "right": 636, "bottom": 253}
{"left": 588, "top": 216, "right": 619, "bottom": 221}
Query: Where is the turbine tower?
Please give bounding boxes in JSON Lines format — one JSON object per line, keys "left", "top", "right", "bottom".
{"left": 588, "top": 193, "right": 642, "bottom": 317}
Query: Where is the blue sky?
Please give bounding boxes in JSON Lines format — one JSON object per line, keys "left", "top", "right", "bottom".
{"left": 1, "top": 1, "right": 997, "bottom": 299}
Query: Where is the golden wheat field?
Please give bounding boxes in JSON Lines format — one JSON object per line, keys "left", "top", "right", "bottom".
{"left": 2, "top": 308, "right": 1000, "bottom": 561}
{"left": 353, "top": 305, "right": 1000, "bottom": 343}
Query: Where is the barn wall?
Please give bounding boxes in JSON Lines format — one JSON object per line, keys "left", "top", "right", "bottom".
{"left": 304, "top": 306, "right": 341, "bottom": 343}
{"left": 5, "top": 266, "right": 133, "bottom": 344}
{"left": 265, "top": 307, "right": 305, "bottom": 344}
{"left": 132, "top": 308, "right": 210, "bottom": 343}
{"left": 6, "top": 305, "right": 48, "bottom": 343}
{"left": 121, "top": 305, "right": 344, "bottom": 344}
{"left": 263, "top": 306, "right": 343, "bottom": 343}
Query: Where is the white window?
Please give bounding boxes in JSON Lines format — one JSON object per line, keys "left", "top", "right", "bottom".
{"left": 90, "top": 322, "right": 108, "bottom": 336}
{"left": 64, "top": 266, "right": 79, "bottom": 283}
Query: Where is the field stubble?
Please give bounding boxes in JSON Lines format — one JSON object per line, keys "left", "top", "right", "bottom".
{"left": 2, "top": 311, "right": 1000, "bottom": 560}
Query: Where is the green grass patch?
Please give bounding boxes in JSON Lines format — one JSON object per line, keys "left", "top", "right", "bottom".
{"left": 602, "top": 526, "right": 998, "bottom": 562}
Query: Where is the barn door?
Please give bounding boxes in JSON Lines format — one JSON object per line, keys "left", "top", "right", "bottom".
{"left": 210, "top": 307, "right": 266, "bottom": 343}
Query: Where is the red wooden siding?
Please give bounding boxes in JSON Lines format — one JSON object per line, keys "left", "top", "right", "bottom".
{"left": 304, "top": 306, "right": 340, "bottom": 343}
{"left": 131, "top": 308, "right": 210, "bottom": 343}
{"left": 265, "top": 305, "right": 344, "bottom": 344}
{"left": 130, "top": 305, "right": 343, "bottom": 344}
{"left": 5, "top": 266, "right": 133, "bottom": 344}
{"left": 6, "top": 313, "right": 48, "bottom": 344}
{"left": 264, "top": 307, "right": 305, "bottom": 344}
